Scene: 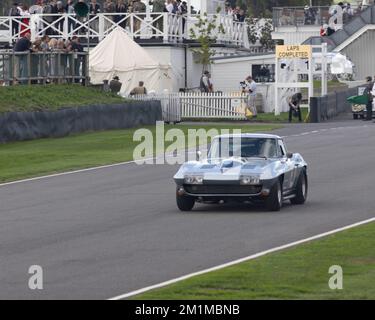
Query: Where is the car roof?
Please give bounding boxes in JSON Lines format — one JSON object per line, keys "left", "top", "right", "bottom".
{"left": 213, "top": 133, "right": 282, "bottom": 139}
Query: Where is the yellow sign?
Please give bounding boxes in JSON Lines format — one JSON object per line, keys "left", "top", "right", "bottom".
{"left": 276, "top": 45, "right": 312, "bottom": 59}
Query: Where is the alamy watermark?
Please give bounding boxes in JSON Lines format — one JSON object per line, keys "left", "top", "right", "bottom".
{"left": 328, "top": 265, "right": 343, "bottom": 290}
{"left": 28, "top": 265, "right": 43, "bottom": 290}
{"left": 132, "top": 121, "right": 243, "bottom": 165}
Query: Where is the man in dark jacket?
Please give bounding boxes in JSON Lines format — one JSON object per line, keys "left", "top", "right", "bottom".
{"left": 9, "top": 3, "right": 20, "bottom": 38}
{"left": 14, "top": 32, "right": 32, "bottom": 52}
{"left": 109, "top": 76, "right": 122, "bottom": 94}
{"left": 69, "top": 36, "right": 84, "bottom": 83}
{"left": 364, "top": 76, "right": 374, "bottom": 121}
{"left": 14, "top": 32, "right": 32, "bottom": 84}
{"left": 288, "top": 92, "right": 303, "bottom": 123}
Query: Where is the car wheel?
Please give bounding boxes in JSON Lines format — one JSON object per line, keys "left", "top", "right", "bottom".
{"left": 176, "top": 190, "right": 195, "bottom": 212}
{"left": 353, "top": 114, "right": 358, "bottom": 120}
{"left": 290, "top": 170, "right": 308, "bottom": 205}
{"left": 265, "top": 180, "right": 282, "bottom": 212}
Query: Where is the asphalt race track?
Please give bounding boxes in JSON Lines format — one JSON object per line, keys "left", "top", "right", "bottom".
{"left": 1, "top": 120, "right": 374, "bottom": 299}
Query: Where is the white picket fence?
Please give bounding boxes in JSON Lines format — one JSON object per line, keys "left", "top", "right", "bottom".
{"left": 130, "top": 92, "right": 248, "bottom": 122}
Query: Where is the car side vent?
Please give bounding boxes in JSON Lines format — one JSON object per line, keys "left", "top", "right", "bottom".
{"left": 243, "top": 164, "right": 257, "bottom": 169}
{"left": 200, "top": 165, "right": 216, "bottom": 169}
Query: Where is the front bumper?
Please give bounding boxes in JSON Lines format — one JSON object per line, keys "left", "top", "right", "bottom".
{"left": 175, "top": 178, "right": 278, "bottom": 198}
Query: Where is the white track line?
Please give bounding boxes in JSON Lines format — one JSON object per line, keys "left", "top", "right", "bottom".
{"left": 0, "top": 158, "right": 155, "bottom": 188}
{"left": 108, "top": 217, "right": 375, "bottom": 300}
{"left": 0, "top": 124, "right": 369, "bottom": 188}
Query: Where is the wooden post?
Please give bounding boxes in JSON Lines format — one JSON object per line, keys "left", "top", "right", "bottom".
{"left": 27, "top": 53, "right": 31, "bottom": 85}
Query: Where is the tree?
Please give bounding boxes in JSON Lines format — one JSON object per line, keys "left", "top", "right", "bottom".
{"left": 247, "top": 17, "right": 258, "bottom": 45}
{"left": 189, "top": 8, "right": 225, "bottom": 71}
{"left": 259, "top": 20, "right": 275, "bottom": 50}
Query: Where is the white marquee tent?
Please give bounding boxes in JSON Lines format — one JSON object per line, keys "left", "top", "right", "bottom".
{"left": 89, "top": 27, "right": 173, "bottom": 94}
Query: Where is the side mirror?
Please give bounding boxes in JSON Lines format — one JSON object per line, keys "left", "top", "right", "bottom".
{"left": 286, "top": 152, "right": 294, "bottom": 159}
{"left": 196, "top": 151, "right": 202, "bottom": 161}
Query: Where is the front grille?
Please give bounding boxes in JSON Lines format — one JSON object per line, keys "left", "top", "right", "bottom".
{"left": 184, "top": 185, "right": 262, "bottom": 195}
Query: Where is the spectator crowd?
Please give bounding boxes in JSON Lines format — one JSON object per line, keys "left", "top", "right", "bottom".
{"left": 320, "top": 2, "right": 361, "bottom": 37}
{"left": 9, "top": 31, "right": 86, "bottom": 85}
{"left": 5, "top": 1, "right": 194, "bottom": 85}
{"left": 224, "top": 1, "right": 246, "bottom": 22}
{"left": 8, "top": 0, "right": 191, "bottom": 37}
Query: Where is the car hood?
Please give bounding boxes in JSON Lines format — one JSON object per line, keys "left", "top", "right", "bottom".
{"left": 174, "top": 157, "right": 283, "bottom": 181}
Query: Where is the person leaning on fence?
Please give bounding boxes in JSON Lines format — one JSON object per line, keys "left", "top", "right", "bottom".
{"left": 150, "top": 0, "right": 166, "bottom": 36}
{"left": 243, "top": 75, "right": 257, "bottom": 118}
{"left": 19, "top": 4, "right": 31, "bottom": 38}
{"left": 9, "top": 3, "right": 21, "bottom": 39}
{"left": 64, "top": 0, "right": 76, "bottom": 33}
{"left": 14, "top": 32, "right": 32, "bottom": 84}
{"left": 288, "top": 92, "right": 303, "bottom": 123}
{"left": 132, "top": 0, "right": 147, "bottom": 35}
{"left": 14, "top": 33, "right": 32, "bottom": 58}
{"left": 42, "top": 1, "right": 54, "bottom": 36}
{"left": 30, "top": 37, "right": 43, "bottom": 84}
{"left": 109, "top": 76, "right": 122, "bottom": 94}
{"left": 68, "top": 36, "right": 84, "bottom": 84}
{"left": 177, "top": 0, "right": 188, "bottom": 33}
{"left": 90, "top": 0, "right": 101, "bottom": 32}
{"left": 114, "top": 1, "right": 128, "bottom": 28}
{"left": 103, "top": 0, "right": 117, "bottom": 31}
{"left": 364, "top": 76, "right": 374, "bottom": 121}
{"left": 130, "top": 81, "right": 147, "bottom": 95}
{"left": 56, "top": 39, "right": 69, "bottom": 80}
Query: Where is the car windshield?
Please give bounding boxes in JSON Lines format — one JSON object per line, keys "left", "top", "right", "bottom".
{"left": 208, "top": 137, "right": 278, "bottom": 159}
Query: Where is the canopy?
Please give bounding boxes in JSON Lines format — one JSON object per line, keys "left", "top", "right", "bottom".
{"left": 89, "top": 27, "right": 173, "bottom": 94}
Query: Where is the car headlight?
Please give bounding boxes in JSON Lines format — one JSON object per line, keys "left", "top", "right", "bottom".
{"left": 184, "top": 175, "right": 204, "bottom": 185}
{"left": 240, "top": 175, "right": 260, "bottom": 185}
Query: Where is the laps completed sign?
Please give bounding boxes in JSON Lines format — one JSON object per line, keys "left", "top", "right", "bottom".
{"left": 276, "top": 45, "right": 312, "bottom": 59}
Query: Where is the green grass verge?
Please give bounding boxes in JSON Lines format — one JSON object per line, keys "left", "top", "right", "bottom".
{"left": 134, "top": 222, "right": 375, "bottom": 300}
{"left": 0, "top": 123, "right": 281, "bottom": 183}
{"left": 0, "top": 84, "right": 125, "bottom": 113}
{"left": 255, "top": 108, "right": 309, "bottom": 123}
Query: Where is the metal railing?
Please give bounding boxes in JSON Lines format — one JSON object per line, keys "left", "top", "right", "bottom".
{"left": 273, "top": 6, "right": 331, "bottom": 28}
{"left": 0, "top": 12, "right": 249, "bottom": 48}
{"left": 0, "top": 50, "right": 88, "bottom": 85}
{"left": 273, "top": 5, "right": 365, "bottom": 28}
{"left": 303, "top": 5, "right": 375, "bottom": 51}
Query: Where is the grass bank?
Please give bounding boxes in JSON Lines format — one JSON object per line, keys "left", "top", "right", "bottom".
{"left": 133, "top": 221, "right": 375, "bottom": 300}
{"left": 0, "top": 84, "right": 125, "bottom": 113}
{"left": 0, "top": 123, "right": 281, "bottom": 183}
{"left": 255, "top": 108, "right": 309, "bottom": 123}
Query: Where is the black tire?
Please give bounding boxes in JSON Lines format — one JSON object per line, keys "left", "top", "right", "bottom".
{"left": 290, "top": 170, "right": 308, "bottom": 205}
{"left": 265, "top": 180, "right": 282, "bottom": 212}
{"left": 176, "top": 191, "right": 195, "bottom": 212}
{"left": 353, "top": 114, "right": 358, "bottom": 120}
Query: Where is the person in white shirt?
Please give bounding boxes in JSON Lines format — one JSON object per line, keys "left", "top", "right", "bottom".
{"left": 344, "top": 3, "right": 354, "bottom": 16}
{"left": 165, "top": 0, "right": 174, "bottom": 13}
{"left": 243, "top": 75, "right": 257, "bottom": 117}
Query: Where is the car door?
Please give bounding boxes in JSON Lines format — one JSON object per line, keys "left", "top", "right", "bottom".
{"left": 278, "top": 139, "right": 296, "bottom": 192}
